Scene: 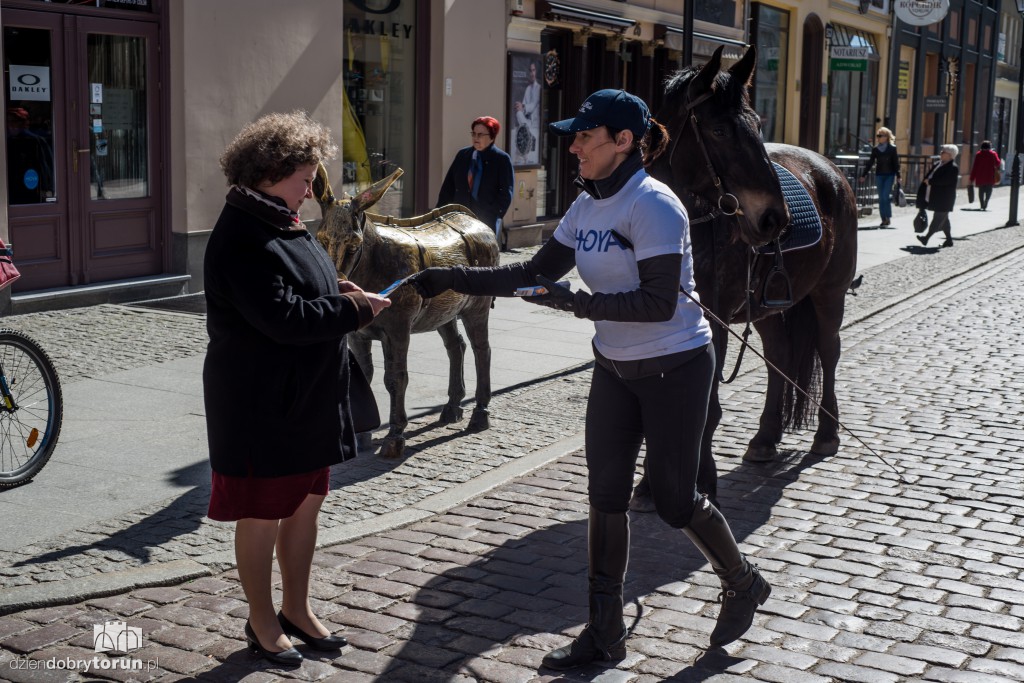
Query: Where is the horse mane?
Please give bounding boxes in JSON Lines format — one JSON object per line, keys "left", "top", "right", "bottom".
{"left": 662, "top": 64, "right": 754, "bottom": 112}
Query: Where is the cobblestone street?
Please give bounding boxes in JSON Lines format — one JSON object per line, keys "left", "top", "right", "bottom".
{"left": 0, "top": 227, "right": 1023, "bottom": 681}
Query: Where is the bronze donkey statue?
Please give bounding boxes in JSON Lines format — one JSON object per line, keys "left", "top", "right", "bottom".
{"left": 313, "top": 164, "right": 499, "bottom": 459}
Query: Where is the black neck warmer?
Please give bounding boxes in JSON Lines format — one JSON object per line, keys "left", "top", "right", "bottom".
{"left": 574, "top": 150, "right": 644, "bottom": 199}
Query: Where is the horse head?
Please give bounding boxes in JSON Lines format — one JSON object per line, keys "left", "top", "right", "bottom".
{"left": 654, "top": 46, "right": 788, "bottom": 247}
{"left": 313, "top": 163, "right": 404, "bottom": 278}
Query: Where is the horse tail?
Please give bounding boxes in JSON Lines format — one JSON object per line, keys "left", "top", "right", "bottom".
{"left": 781, "top": 296, "right": 822, "bottom": 431}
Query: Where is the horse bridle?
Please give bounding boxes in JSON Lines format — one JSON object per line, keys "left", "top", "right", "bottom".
{"left": 670, "top": 89, "right": 742, "bottom": 226}
{"left": 670, "top": 87, "right": 794, "bottom": 383}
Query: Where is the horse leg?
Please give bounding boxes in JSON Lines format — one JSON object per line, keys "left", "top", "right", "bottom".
{"left": 810, "top": 303, "right": 843, "bottom": 456}
{"left": 379, "top": 333, "right": 411, "bottom": 459}
{"left": 434, "top": 319, "right": 467, "bottom": 425}
{"left": 744, "top": 315, "right": 789, "bottom": 462}
{"left": 348, "top": 334, "right": 375, "bottom": 452}
{"left": 459, "top": 304, "right": 492, "bottom": 432}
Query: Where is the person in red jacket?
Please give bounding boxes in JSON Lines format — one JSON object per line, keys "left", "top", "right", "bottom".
{"left": 968, "top": 140, "right": 1001, "bottom": 211}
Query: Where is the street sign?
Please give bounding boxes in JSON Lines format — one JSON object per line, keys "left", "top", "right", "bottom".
{"left": 831, "top": 59, "right": 867, "bottom": 71}
{"left": 894, "top": 0, "right": 950, "bottom": 27}
{"left": 923, "top": 95, "right": 949, "bottom": 113}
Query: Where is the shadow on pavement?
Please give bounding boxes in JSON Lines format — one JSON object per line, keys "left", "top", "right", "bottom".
{"left": 375, "top": 449, "right": 827, "bottom": 681}
{"left": 14, "top": 461, "right": 213, "bottom": 567}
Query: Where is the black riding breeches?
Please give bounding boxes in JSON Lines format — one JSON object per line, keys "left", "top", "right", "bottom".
{"left": 585, "top": 343, "right": 714, "bottom": 527}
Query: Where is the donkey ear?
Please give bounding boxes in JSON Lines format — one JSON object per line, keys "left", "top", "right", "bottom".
{"left": 313, "top": 162, "right": 335, "bottom": 216}
{"left": 727, "top": 46, "right": 757, "bottom": 90}
{"left": 688, "top": 46, "right": 724, "bottom": 101}
{"left": 351, "top": 167, "right": 405, "bottom": 215}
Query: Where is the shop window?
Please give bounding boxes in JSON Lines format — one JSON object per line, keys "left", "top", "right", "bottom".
{"left": 22, "top": 0, "right": 152, "bottom": 11}
{"left": 751, "top": 4, "right": 790, "bottom": 143}
{"left": 342, "top": 3, "right": 417, "bottom": 215}
{"left": 967, "top": 18, "right": 977, "bottom": 46}
{"left": 4, "top": 27, "right": 56, "bottom": 205}
{"left": 824, "top": 26, "right": 880, "bottom": 156}
{"left": 695, "top": 0, "right": 736, "bottom": 26}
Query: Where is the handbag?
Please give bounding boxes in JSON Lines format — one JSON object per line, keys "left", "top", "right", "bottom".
{"left": 913, "top": 209, "right": 929, "bottom": 234}
{"left": 348, "top": 354, "right": 380, "bottom": 433}
{"left": 0, "top": 238, "right": 21, "bottom": 291}
{"left": 967, "top": 184, "right": 975, "bottom": 204}
{"left": 894, "top": 182, "right": 908, "bottom": 208}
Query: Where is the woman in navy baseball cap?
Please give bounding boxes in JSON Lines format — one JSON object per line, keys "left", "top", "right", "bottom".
{"left": 407, "top": 89, "right": 770, "bottom": 669}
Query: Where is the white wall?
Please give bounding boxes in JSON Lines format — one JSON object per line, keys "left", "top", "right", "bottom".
{"left": 170, "top": 0, "right": 346, "bottom": 236}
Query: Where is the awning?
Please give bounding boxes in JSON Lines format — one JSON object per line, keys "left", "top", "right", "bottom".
{"left": 656, "top": 24, "right": 748, "bottom": 61}
{"left": 827, "top": 24, "right": 881, "bottom": 60}
{"left": 536, "top": 1, "right": 635, "bottom": 32}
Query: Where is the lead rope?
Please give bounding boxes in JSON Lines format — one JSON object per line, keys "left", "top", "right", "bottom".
{"left": 680, "top": 286, "right": 906, "bottom": 483}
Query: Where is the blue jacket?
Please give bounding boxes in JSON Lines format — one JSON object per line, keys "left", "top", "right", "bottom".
{"left": 437, "top": 144, "right": 514, "bottom": 231}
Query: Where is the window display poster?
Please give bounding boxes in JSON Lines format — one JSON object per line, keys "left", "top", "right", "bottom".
{"left": 508, "top": 52, "right": 542, "bottom": 167}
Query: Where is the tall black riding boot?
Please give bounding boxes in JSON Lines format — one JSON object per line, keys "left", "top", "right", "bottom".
{"left": 542, "top": 507, "right": 629, "bottom": 670}
{"left": 683, "top": 496, "right": 771, "bottom": 648}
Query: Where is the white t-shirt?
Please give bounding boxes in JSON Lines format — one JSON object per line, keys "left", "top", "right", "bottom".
{"left": 552, "top": 169, "right": 712, "bottom": 361}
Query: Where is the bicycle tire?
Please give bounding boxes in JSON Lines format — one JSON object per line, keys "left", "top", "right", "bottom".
{"left": 0, "top": 329, "right": 63, "bottom": 488}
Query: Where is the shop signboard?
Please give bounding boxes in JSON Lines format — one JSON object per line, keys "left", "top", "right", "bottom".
{"left": 894, "top": 0, "right": 950, "bottom": 27}
{"left": 897, "top": 61, "right": 910, "bottom": 99}
{"left": 923, "top": 95, "right": 949, "bottom": 113}
{"left": 830, "top": 46, "right": 869, "bottom": 72}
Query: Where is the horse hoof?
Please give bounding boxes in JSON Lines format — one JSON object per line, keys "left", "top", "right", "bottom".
{"left": 379, "top": 436, "right": 406, "bottom": 459}
{"left": 629, "top": 490, "right": 656, "bottom": 513}
{"left": 467, "top": 408, "right": 490, "bottom": 432}
{"left": 743, "top": 443, "right": 777, "bottom": 463}
{"left": 439, "top": 405, "right": 464, "bottom": 425}
{"left": 810, "top": 436, "right": 839, "bottom": 456}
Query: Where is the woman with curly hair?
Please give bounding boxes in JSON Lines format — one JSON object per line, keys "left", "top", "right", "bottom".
{"left": 204, "top": 111, "right": 391, "bottom": 666}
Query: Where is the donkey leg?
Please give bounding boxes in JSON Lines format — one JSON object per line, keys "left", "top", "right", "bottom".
{"left": 379, "top": 334, "right": 411, "bottom": 459}
{"left": 436, "top": 319, "right": 467, "bottom": 425}
{"left": 348, "top": 335, "right": 375, "bottom": 451}
{"left": 459, "top": 304, "right": 492, "bottom": 432}
{"left": 744, "top": 317, "right": 788, "bottom": 462}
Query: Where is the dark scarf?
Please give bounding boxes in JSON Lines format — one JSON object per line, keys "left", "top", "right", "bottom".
{"left": 574, "top": 149, "right": 644, "bottom": 199}
{"left": 225, "top": 185, "right": 303, "bottom": 231}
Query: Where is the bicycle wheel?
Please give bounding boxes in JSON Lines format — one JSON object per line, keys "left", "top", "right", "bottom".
{"left": 0, "top": 329, "right": 63, "bottom": 487}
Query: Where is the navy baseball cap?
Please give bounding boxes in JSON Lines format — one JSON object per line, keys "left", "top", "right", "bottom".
{"left": 548, "top": 89, "right": 651, "bottom": 140}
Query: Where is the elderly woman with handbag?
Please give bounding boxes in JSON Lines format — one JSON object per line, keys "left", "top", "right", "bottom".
{"left": 916, "top": 145, "right": 960, "bottom": 248}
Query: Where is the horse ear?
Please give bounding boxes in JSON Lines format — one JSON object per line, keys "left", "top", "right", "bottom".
{"left": 351, "top": 167, "right": 406, "bottom": 215}
{"left": 688, "top": 46, "right": 724, "bottom": 101}
{"left": 313, "top": 162, "right": 335, "bottom": 216}
{"left": 727, "top": 46, "right": 757, "bottom": 90}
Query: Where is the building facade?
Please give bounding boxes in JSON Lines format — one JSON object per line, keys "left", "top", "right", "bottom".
{"left": 0, "top": 0, "right": 1009, "bottom": 312}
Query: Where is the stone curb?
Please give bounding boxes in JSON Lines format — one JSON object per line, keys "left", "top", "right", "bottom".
{"left": 0, "top": 433, "right": 586, "bottom": 616}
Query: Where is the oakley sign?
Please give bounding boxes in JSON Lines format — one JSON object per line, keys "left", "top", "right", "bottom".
{"left": 894, "top": 0, "right": 950, "bottom": 27}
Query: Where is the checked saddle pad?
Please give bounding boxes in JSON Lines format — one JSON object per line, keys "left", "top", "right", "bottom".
{"left": 757, "top": 162, "right": 823, "bottom": 254}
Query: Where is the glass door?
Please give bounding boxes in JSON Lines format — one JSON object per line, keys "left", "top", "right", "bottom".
{"left": 3, "top": 9, "right": 162, "bottom": 291}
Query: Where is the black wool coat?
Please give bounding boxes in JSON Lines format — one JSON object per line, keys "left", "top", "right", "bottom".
{"left": 203, "top": 189, "right": 373, "bottom": 477}
{"left": 436, "top": 144, "right": 514, "bottom": 231}
{"left": 916, "top": 161, "right": 959, "bottom": 213}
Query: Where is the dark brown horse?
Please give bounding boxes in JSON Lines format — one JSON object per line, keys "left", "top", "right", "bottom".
{"left": 313, "top": 166, "right": 499, "bottom": 459}
{"left": 638, "top": 46, "right": 858, "bottom": 505}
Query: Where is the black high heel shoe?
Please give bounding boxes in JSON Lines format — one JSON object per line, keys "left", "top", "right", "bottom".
{"left": 244, "top": 620, "right": 303, "bottom": 666}
{"left": 278, "top": 611, "right": 347, "bottom": 650}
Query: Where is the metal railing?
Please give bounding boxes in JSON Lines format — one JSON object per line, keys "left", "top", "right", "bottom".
{"left": 830, "top": 153, "right": 939, "bottom": 215}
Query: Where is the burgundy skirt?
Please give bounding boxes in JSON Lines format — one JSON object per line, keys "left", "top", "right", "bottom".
{"left": 207, "top": 467, "right": 330, "bottom": 522}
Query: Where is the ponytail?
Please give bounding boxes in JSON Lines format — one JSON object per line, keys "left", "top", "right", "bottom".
{"left": 641, "top": 118, "right": 670, "bottom": 167}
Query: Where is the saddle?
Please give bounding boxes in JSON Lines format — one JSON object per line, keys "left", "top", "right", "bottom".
{"left": 366, "top": 204, "right": 496, "bottom": 266}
